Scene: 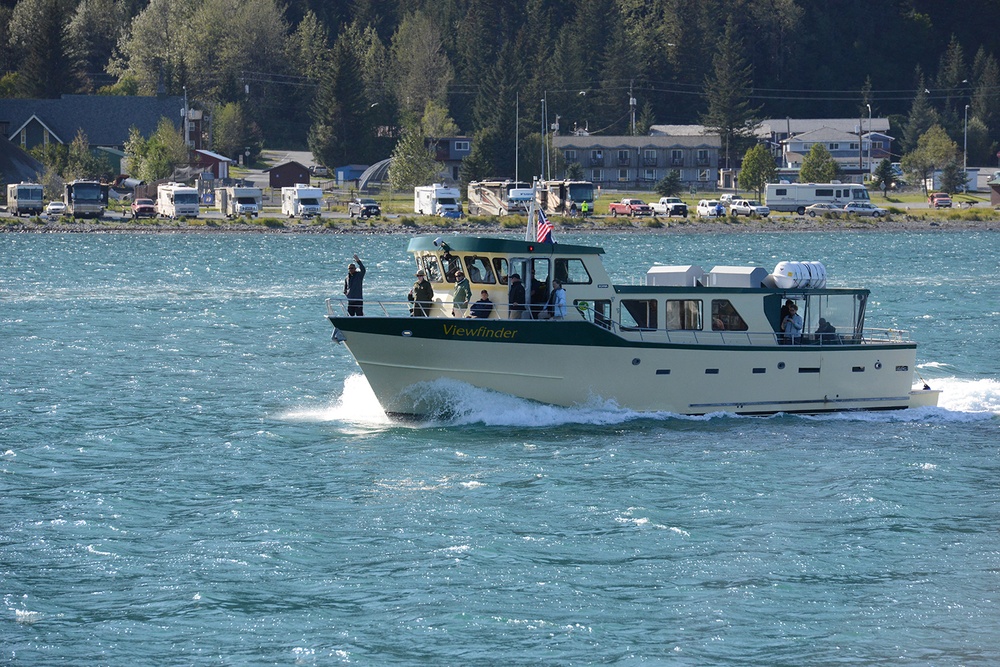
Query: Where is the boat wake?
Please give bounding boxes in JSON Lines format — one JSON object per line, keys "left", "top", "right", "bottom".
{"left": 289, "top": 374, "right": 999, "bottom": 429}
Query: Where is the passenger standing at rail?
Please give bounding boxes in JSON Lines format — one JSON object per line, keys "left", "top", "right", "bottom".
{"left": 344, "top": 254, "right": 366, "bottom": 316}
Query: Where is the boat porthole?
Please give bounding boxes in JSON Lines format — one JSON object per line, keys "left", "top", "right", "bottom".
{"left": 402, "top": 330, "right": 413, "bottom": 337}
{"left": 777, "top": 362, "right": 786, "bottom": 369}
{"left": 874, "top": 360, "right": 882, "bottom": 369}
{"left": 632, "top": 358, "right": 641, "bottom": 366}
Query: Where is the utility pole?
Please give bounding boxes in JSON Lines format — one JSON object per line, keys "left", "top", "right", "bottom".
{"left": 629, "top": 80, "right": 636, "bottom": 136}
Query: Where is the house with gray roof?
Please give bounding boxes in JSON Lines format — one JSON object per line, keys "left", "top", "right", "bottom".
{"left": 553, "top": 133, "right": 722, "bottom": 191}
{"left": 0, "top": 94, "right": 190, "bottom": 153}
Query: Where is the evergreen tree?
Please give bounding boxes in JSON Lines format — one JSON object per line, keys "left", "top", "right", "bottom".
{"left": 308, "top": 36, "right": 371, "bottom": 168}
{"left": 939, "top": 160, "right": 965, "bottom": 194}
{"left": 470, "top": 42, "right": 525, "bottom": 177}
{"left": 901, "top": 71, "right": 939, "bottom": 153}
{"left": 700, "top": 17, "right": 761, "bottom": 170}
{"left": 10, "top": 0, "right": 78, "bottom": 97}
{"left": 654, "top": 171, "right": 682, "bottom": 197}
{"left": 871, "top": 158, "right": 895, "bottom": 196}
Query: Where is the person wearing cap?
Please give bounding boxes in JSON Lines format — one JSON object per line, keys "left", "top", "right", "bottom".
{"left": 409, "top": 269, "right": 434, "bottom": 317}
{"left": 452, "top": 269, "right": 471, "bottom": 316}
{"left": 508, "top": 272, "right": 526, "bottom": 319}
{"left": 469, "top": 290, "right": 493, "bottom": 319}
{"left": 343, "top": 254, "right": 366, "bottom": 316}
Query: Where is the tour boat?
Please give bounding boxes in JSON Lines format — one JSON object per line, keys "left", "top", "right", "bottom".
{"left": 326, "top": 197, "right": 938, "bottom": 417}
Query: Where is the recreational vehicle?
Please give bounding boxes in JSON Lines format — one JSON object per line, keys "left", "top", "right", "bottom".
{"left": 63, "top": 180, "right": 108, "bottom": 218}
{"left": 537, "top": 179, "right": 595, "bottom": 215}
{"left": 6, "top": 182, "right": 44, "bottom": 216}
{"left": 415, "top": 184, "right": 462, "bottom": 216}
{"left": 281, "top": 185, "right": 324, "bottom": 218}
{"left": 467, "top": 179, "right": 531, "bottom": 216}
{"left": 217, "top": 186, "right": 263, "bottom": 218}
{"left": 156, "top": 183, "right": 200, "bottom": 218}
{"left": 765, "top": 182, "right": 871, "bottom": 215}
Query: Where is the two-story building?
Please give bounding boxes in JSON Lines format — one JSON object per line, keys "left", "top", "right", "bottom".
{"left": 427, "top": 137, "right": 472, "bottom": 184}
{"left": 780, "top": 126, "right": 893, "bottom": 183}
{"left": 553, "top": 130, "right": 721, "bottom": 191}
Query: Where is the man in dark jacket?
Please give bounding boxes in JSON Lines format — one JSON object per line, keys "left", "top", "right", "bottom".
{"left": 344, "top": 254, "right": 366, "bottom": 316}
{"left": 409, "top": 269, "right": 434, "bottom": 317}
{"left": 508, "top": 273, "right": 526, "bottom": 319}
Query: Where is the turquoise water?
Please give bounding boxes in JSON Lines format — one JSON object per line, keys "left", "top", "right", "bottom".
{"left": 2, "top": 231, "right": 999, "bottom": 665}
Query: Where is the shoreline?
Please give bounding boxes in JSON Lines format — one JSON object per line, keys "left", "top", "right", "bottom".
{"left": 2, "top": 215, "right": 998, "bottom": 235}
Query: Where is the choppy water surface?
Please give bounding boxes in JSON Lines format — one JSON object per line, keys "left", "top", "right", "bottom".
{"left": 2, "top": 231, "right": 999, "bottom": 665}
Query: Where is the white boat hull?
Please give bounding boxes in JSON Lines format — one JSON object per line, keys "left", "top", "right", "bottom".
{"left": 333, "top": 318, "right": 923, "bottom": 416}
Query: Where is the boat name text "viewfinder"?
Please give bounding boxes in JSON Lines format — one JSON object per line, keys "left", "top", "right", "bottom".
{"left": 442, "top": 323, "right": 517, "bottom": 339}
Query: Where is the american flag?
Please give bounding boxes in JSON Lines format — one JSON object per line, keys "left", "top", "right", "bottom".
{"left": 536, "top": 209, "right": 554, "bottom": 243}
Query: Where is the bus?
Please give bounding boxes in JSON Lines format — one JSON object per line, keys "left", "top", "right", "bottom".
{"left": 765, "top": 182, "right": 871, "bottom": 215}
{"left": 537, "top": 179, "right": 595, "bottom": 215}
{"left": 467, "top": 179, "right": 531, "bottom": 216}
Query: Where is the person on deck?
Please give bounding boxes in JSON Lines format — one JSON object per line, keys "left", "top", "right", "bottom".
{"left": 508, "top": 273, "right": 526, "bottom": 319}
{"left": 470, "top": 291, "right": 493, "bottom": 319}
{"left": 343, "top": 254, "right": 366, "bottom": 316}
{"left": 452, "top": 270, "right": 471, "bottom": 316}
{"left": 409, "top": 270, "right": 434, "bottom": 317}
{"left": 550, "top": 280, "right": 567, "bottom": 320}
{"left": 782, "top": 303, "right": 803, "bottom": 344}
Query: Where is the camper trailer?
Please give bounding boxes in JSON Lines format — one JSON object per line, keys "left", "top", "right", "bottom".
{"left": 466, "top": 179, "right": 531, "bottom": 216}
{"left": 537, "top": 179, "right": 595, "bottom": 215}
{"left": 281, "top": 185, "right": 324, "bottom": 218}
{"left": 217, "top": 186, "right": 263, "bottom": 218}
{"left": 414, "top": 184, "right": 462, "bottom": 216}
{"left": 64, "top": 180, "right": 108, "bottom": 218}
{"left": 765, "top": 182, "right": 871, "bottom": 215}
{"left": 6, "top": 182, "right": 44, "bottom": 216}
{"left": 155, "top": 183, "right": 200, "bottom": 218}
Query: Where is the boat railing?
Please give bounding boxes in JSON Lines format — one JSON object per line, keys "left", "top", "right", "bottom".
{"left": 326, "top": 298, "right": 912, "bottom": 346}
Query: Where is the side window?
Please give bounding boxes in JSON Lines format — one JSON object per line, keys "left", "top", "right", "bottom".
{"left": 441, "top": 252, "right": 461, "bottom": 282}
{"left": 621, "top": 299, "right": 658, "bottom": 330}
{"left": 421, "top": 255, "right": 443, "bottom": 282}
{"left": 492, "top": 257, "right": 509, "bottom": 285}
{"left": 465, "top": 256, "right": 495, "bottom": 284}
{"left": 666, "top": 299, "right": 702, "bottom": 330}
{"left": 575, "top": 300, "right": 612, "bottom": 329}
{"left": 711, "top": 299, "right": 748, "bottom": 331}
{"left": 554, "top": 258, "right": 592, "bottom": 285}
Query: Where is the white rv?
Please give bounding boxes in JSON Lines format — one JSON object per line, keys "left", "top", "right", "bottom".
{"left": 765, "top": 182, "right": 871, "bottom": 215}
{"left": 217, "top": 186, "right": 262, "bottom": 218}
{"left": 537, "top": 179, "right": 595, "bottom": 215}
{"left": 156, "top": 183, "right": 200, "bottom": 218}
{"left": 281, "top": 185, "right": 324, "bottom": 218}
{"left": 467, "top": 179, "right": 531, "bottom": 216}
{"left": 414, "top": 184, "right": 462, "bottom": 216}
{"left": 6, "top": 182, "right": 44, "bottom": 216}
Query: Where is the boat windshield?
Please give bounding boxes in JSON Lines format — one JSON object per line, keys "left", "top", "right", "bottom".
{"left": 800, "top": 292, "right": 866, "bottom": 343}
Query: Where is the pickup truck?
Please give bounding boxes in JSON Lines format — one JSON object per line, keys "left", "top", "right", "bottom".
{"left": 928, "top": 192, "right": 952, "bottom": 208}
{"left": 729, "top": 199, "right": 770, "bottom": 217}
{"left": 608, "top": 198, "right": 653, "bottom": 217}
{"left": 650, "top": 197, "right": 688, "bottom": 217}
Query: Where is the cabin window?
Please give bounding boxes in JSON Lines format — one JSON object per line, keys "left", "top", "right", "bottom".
{"left": 666, "top": 299, "right": 702, "bottom": 330}
{"left": 492, "top": 257, "right": 509, "bottom": 285}
{"left": 465, "top": 256, "right": 495, "bottom": 284}
{"left": 420, "top": 255, "right": 443, "bottom": 282}
{"left": 575, "top": 299, "right": 612, "bottom": 329}
{"left": 441, "top": 251, "right": 461, "bottom": 282}
{"left": 711, "top": 299, "right": 748, "bottom": 331}
{"left": 621, "top": 300, "right": 658, "bottom": 330}
{"left": 554, "top": 258, "right": 591, "bottom": 285}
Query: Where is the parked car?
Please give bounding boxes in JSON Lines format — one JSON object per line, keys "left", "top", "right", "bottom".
{"left": 696, "top": 199, "right": 726, "bottom": 217}
{"left": 729, "top": 199, "right": 770, "bottom": 217}
{"left": 130, "top": 198, "right": 156, "bottom": 219}
{"left": 928, "top": 192, "right": 952, "bottom": 208}
{"left": 45, "top": 201, "right": 66, "bottom": 216}
{"left": 843, "top": 202, "right": 888, "bottom": 217}
{"left": 348, "top": 197, "right": 381, "bottom": 218}
{"left": 310, "top": 165, "right": 328, "bottom": 176}
{"left": 650, "top": 197, "right": 688, "bottom": 217}
{"left": 804, "top": 202, "right": 844, "bottom": 218}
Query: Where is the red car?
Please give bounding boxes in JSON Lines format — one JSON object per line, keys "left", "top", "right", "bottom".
{"left": 928, "top": 192, "right": 952, "bottom": 208}
{"left": 131, "top": 198, "right": 156, "bottom": 219}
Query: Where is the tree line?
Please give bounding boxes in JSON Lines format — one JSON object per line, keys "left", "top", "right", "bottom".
{"left": 2, "top": 0, "right": 999, "bottom": 188}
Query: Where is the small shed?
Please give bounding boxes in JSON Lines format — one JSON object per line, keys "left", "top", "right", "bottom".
{"left": 266, "top": 160, "right": 310, "bottom": 189}
{"left": 193, "top": 149, "right": 232, "bottom": 180}
{"left": 335, "top": 164, "right": 368, "bottom": 187}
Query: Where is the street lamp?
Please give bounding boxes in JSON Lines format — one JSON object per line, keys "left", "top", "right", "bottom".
{"left": 964, "top": 104, "right": 970, "bottom": 193}
{"left": 866, "top": 103, "right": 872, "bottom": 176}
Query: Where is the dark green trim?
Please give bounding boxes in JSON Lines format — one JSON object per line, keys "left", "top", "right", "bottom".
{"left": 329, "top": 316, "right": 917, "bottom": 352}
